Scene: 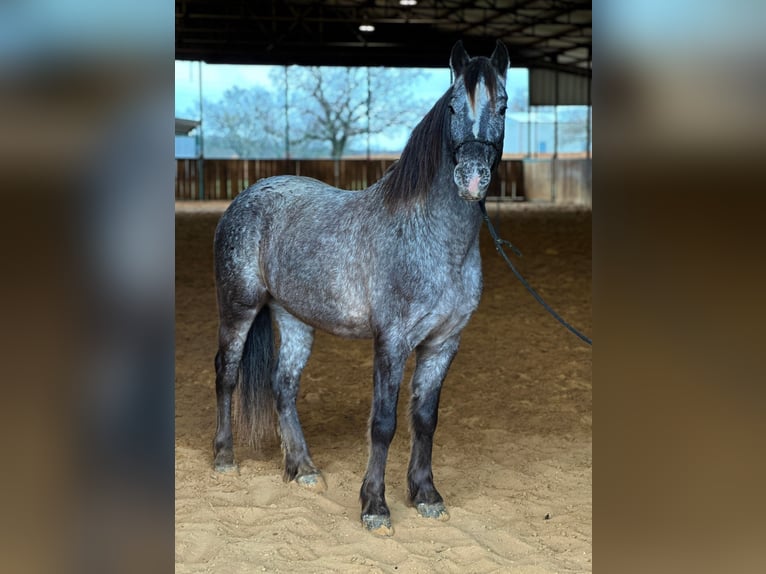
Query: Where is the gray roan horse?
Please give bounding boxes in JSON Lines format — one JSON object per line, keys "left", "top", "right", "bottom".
{"left": 213, "top": 40, "right": 509, "bottom": 535}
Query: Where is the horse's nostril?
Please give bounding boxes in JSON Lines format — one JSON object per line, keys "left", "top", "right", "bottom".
{"left": 454, "top": 162, "right": 492, "bottom": 195}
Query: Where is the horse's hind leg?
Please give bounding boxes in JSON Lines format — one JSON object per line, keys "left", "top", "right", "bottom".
{"left": 271, "top": 305, "right": 326, "bottom": 492}
{"left": 406, "top": 335, "right": 461, "bottom": 521}
{"left": 213, "top": 305, "right": 258, "bottom": 472}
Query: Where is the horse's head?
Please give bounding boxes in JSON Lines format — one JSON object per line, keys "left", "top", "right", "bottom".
{"left": 449, "top": 40, "right": 509, "bottom": 201}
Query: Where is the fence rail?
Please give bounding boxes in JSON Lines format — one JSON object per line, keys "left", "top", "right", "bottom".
{"left": 175, "top": 159, "right": 526, "bottom": 201}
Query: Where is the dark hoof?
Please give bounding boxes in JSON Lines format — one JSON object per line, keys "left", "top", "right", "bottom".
{"left": 416, "top": 502, "right": 450, "bottom": 521}
{"left": 213, "top": 451, "right": 238, "bottom": 473}
{"left": 361, "top": 514, "right": 394, "bottom": 536}
{"left": 295, "top": 472, "right": 327, "bottom": 493}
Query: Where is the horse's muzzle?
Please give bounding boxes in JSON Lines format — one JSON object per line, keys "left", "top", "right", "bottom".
{"left": 454, "top": 161, "right": 491, "bottom": 201}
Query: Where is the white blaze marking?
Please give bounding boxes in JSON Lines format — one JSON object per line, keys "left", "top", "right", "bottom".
{"left": 468, "top": 77, "right": 490, "bottom": 137}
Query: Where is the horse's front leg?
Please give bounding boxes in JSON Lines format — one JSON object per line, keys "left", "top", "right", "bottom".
{"left": 407, "top": 335, "right": 460, "bottom": 521}
{"left": 360, "top": 337, "right": 408, "bottom": 536}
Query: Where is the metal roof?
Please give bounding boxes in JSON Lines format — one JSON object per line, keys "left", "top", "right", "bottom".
{"left": 175, "top": 118, "right": 201, "bottom": 135}
{"left": 176, "top": 0, "right": 591, "bottom": 77}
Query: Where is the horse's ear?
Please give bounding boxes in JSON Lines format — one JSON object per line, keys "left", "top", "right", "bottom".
{"left": 450, "top": 40, "right": 470, "bottom": 79}
{"left": 491, "top": 40, "right": 510, "bottom": 81}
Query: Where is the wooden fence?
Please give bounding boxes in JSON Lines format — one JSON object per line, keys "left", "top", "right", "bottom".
{"left": 175, "top": 159, "right": 526, "bottom": 201}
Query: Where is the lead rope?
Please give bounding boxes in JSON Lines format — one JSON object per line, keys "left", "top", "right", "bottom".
{"left": 479, "top": 200, "right": 592, "bottom": 346}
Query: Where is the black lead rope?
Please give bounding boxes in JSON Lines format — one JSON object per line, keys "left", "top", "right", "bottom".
{"left": 479, "top": 200, "right": 593, "bottom": 346}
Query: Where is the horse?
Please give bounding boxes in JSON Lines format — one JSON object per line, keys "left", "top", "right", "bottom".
{"left": 212, "top": 40, "right": 509, "bottom": 536}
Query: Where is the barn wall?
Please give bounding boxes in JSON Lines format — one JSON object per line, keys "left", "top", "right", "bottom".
{"left": 175, "top": 159, "right": 590, "bottom": 206}
{"left": 522, "top": 159, "right": 591, "bottom": 205}
{"left": 555, "top": 159, "right": 592, "bottom": 205}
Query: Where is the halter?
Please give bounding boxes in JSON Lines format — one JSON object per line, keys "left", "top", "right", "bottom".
{"left": 453, "top": 137, "right": 503, "bottom": 156}
{"left": 453, "top": 138, "right": 503, "bottom": 170}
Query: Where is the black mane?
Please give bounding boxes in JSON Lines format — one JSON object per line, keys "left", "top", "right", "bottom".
{"left": 379, "top": 87, "right": 453, "bottom": 210}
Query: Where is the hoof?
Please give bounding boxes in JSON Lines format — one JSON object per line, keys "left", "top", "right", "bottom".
{"left": 295, "top": 472, "right": 327, "bottom": 493}
{"left": 416, "top": 502, "right": 450, "bottom": 521}
{"left": 362, "top": 514, "right": 394, "bottom": 536}
{"left": 214, "top": 460, "right": 238, "bottom": 473}
{"left": 213, "top": 451, "right": 238, "bottom": 473}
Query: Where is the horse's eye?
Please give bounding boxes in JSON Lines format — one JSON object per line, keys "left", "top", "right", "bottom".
{"left": 449, "top": 104, "right": 456, "bottom": 115}
{"left": 499, "top": 105, "right": 507, "bottom": 116}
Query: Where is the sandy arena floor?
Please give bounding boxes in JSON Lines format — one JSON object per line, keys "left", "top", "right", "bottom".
{"left": 175, "top": 200, "right": 592, "bottom": 573}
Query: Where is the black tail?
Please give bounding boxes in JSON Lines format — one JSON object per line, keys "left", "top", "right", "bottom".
{"left": 234, "top": 306, "right": 277, "bottom": 449}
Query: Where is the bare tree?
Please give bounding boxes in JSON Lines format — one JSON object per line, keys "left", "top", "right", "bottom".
{"left": 198, "top": 66, "right": 431, "bottom": 158}
{"left": 203, "top": 86, "right": 284, "bottom": 158}
{"left": 279, "top": 66, "right": 429, "bottom": 158}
